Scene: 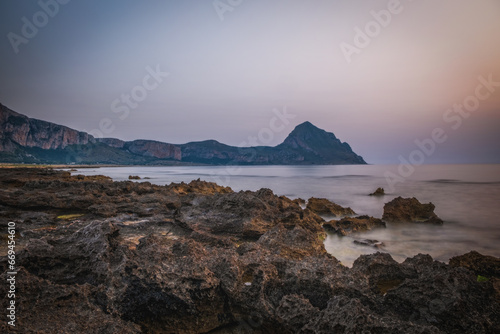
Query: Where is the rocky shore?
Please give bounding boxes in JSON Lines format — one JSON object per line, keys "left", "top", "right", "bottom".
{"left": 0, "top": 168, "right": 499, "bottom": 333}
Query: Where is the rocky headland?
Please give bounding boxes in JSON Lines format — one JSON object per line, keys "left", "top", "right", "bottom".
{"left": 0, "top": 104, "right": 366, "bottom": 165}
{"left": 0, "top": 168, "right": 498, "bottom": 333}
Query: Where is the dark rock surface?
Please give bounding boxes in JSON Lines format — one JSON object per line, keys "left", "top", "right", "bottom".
{"left": 450, "top": 251, "right": 500, "bottom": 279}
{"left": 369, "top": 187, "right": 385, "bottom": 196}
{"left": 292, "top": 198, "right": 306, "bottom": 206}
{"left": 306, "top": 197, "right": 356, "bottom": 217}
{"left": 324, "top": 215, "right": 386, "bottom": 236}
{"left": 353, "top": 239, "right": 385, "bottom": 248}
{"left": 0, "top": 168, "right": 498, "bottom": 333}
{"left": 383, "top": 196, "right": 444, "bottom": 224}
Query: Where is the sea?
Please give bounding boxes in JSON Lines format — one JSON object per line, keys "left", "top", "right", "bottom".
{"left": 66, "top": 164, "right": 500, "bottom": 266}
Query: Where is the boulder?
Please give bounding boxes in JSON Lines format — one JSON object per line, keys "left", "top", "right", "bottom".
{"left": 369, "top": 187, "right": 385, "bottom": 196}
{"left": 306, "top": 197, "right": 355, "bottom": 217}
{"left": 382, "top": 197, "right": 443, "bottom": 224}
{"left": 353, "top": 239, "right": 385, "bottom": 248}
{"left": 324, "top": 215, "right": 386, "bottom": 236}
{"left": 292, "top": 198, "right": 306, "bottom": 206}
{"left": 449, "top": 251, "right": 500, "bottom": 279}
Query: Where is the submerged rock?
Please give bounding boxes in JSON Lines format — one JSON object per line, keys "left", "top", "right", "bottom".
{"left": 382, "top": 197, "right": 444, "bottom": 224}
{"left": 306, "top": 197, "right": 356, "bottom": 217}
{"left": 324, "top": 215, "right": 386, "bottom": 236}
{"left": 369, "top": 187, "right": 385, "bottom": 196}
{"left": 353, "top": 239, "right": 385, "bottom": 248}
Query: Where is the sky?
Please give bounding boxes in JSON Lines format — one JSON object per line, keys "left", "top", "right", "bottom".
{"left": 1, "top": 0, "right": 499, "bottom": 164}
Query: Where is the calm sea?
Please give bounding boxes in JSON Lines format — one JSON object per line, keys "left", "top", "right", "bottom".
{"left": 67, "top": 164, "right": 500, "bottom": 266}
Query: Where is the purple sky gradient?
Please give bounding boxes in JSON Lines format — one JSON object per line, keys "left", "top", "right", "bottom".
{"left": 1, "top": 0, "right": 499, "bottom": 163}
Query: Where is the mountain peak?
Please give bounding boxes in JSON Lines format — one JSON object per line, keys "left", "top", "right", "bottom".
{"left": 292, "top": 121, "right": 324, "bottom": 133}
{"left": 285, "top": 122, "right": 337, "bottom": 143}
{"left": 279, "top": 121, "right": 366, "bottom": 164}
{"left": 0, "top": 104, "right": 366, "bottom": 165}
{"left": 295, "top": 121, "right": 314, "bottom": 128}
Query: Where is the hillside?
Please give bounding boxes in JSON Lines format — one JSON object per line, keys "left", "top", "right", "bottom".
{"left": 0, "top": 104, "right": 366, "bottom": 165}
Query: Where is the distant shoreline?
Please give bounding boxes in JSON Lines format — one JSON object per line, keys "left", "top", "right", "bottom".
{"left": 0, "top": 163, "right": 109, "bottom": 169}
{"left": 0, "top": 162, "right": 377, "bottom": 169}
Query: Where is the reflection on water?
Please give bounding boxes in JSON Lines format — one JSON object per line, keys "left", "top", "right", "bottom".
{"left": 67, "top": 164, "right": 500, "bottom": 266}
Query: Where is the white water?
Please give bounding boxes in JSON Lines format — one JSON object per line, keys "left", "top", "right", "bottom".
{"left": 67, "top": 164, "right": 500, "bottom": 266}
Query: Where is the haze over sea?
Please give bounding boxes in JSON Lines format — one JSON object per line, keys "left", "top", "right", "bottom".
{"left": 68, "top": 164, "right": 500, "bottom": 266}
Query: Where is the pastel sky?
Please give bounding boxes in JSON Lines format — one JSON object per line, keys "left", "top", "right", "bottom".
{"left": 1, "top": 0, "right": 499, "bottom": 164}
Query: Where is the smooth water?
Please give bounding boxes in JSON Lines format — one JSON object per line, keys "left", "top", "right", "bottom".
{"left": 67, "top": 164, "right": 500, "bottom": 266}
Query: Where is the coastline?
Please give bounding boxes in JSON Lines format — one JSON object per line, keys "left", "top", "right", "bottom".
{"left": 0, "top": 168, "right": 499, "bottom": 333}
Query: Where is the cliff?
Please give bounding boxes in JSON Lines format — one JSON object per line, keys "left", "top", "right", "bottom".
{"left": 0, "top": 103, "right": 366, "bottom": 165}
{"left": 0, "top": 104, "right": 94, "bottom": 152}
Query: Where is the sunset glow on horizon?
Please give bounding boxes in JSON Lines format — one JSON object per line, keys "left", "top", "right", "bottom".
{"left": 1, "top": 0, "right": 499, "bottom": 164}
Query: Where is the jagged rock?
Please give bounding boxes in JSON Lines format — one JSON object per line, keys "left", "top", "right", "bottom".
{"left": 382, "top": 197, "right": 443, "bottom": 224}
{"left": 128, "top": 175, "right": 141, "bottom": 180}
{"left": 0, "top": 268, "right": 141, "bottom": 333}
{"left": 369, "top": 187, "right": 385, "bottom": 196}
{"left": 449, "top": 251, "right": 500, "bottom": 278}
{"left": 292, "top": 198, "right": 306, "bottom": 206}
{"left": 300, "top": 295, "right": 441, "bottom": 334}
{"left": 168, "top": 178, "right": 232, "bottom": 195}
{"left": 0, "top": 168, "right": 498, "bottom": 333}
{"left": 180, "top": 188, "right": 325, "bottom": 240}
{"left": 324, "top": 215, "right": 386, "bottom": 236}
{"left": 306, "top": 197, "right": 355, "bottom": 217}
{"left": 256, "top": 224, "right": 327, "bottom": 259}
{"left": 75, "top": 174, "right": 113, "bottom": 182}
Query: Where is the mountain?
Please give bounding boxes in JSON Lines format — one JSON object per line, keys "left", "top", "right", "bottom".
{"left": 277, "top": 121, "right": 366, "bottom": 164}
{"left": 0, "top": 104, "right": 93, "bottom": 151}
{"left": 0, "top": 103, "right": 366, "bottom": 165}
